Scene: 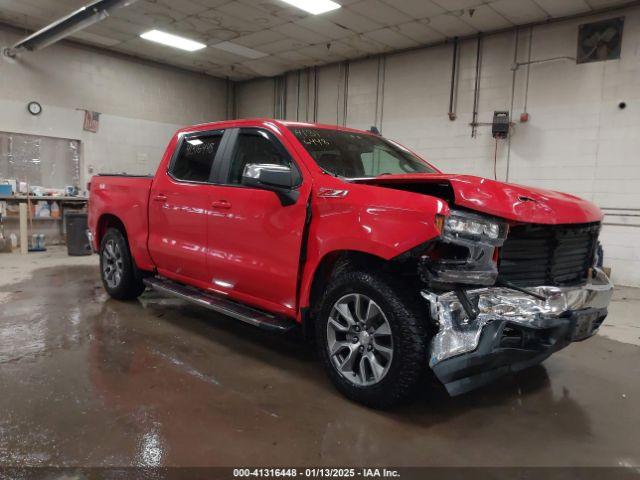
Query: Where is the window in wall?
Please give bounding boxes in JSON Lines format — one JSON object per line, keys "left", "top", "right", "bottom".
{"left": 227, "top": 129, "right": 295, "bottom": 185}
{"left": 0, "top": 132, "right": 80, "bottom": 189}
{"left": 171, "top": 132, "right": 223, "bottom": 182}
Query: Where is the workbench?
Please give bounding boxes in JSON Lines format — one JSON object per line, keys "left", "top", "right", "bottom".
{"left": 0, "top": 195, "right": 88, "bottom": 254}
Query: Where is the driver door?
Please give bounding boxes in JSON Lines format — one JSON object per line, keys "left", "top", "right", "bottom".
{"left": 205, "top": 127, "right": 311, "bottom": 317}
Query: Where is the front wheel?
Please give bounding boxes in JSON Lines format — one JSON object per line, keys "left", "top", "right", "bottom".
{"left": 316, "top": 270, "right": 429, "bottom": 409}
{"left": 99, "top": 228, "right": 145, "bottom": 300}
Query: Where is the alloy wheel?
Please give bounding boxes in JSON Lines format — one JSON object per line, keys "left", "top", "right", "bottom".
{"left": 102, "top": 239, "right": 124, "bottom": 289}
{"left": 326, "top": 293, "right": 394, "bottom": 387}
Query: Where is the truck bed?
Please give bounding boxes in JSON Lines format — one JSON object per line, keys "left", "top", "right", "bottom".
{"left": 88, "top": 174, "right": 154, "bottom": 270}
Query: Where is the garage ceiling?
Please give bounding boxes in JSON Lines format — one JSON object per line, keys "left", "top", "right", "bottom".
{"left": 0, "top": 0, "right": 635, "bottom": 80}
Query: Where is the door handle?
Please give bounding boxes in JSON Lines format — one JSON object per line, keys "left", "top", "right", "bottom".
{"left": 153, "top": 194, "right": 168, "bottom": 202}
{"left": 211, "top": 200, "right": 231, "bottom": 209}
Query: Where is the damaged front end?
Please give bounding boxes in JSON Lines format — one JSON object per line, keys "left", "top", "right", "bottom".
{"left": 418, "top": 210, "right": 614, "bottom": 396}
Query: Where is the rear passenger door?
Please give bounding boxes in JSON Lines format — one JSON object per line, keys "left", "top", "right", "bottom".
{"left": 205, "top": 127, "right": 311, "bottom": 317}
{"left": 148, "top": 129, "right": 227, "bottom": 287}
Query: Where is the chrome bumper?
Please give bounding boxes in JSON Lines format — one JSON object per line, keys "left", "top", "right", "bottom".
{"left": 422, "top": 268, "right": 614, "bottom": 367}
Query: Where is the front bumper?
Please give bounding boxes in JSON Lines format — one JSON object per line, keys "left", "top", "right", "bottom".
{"left": 422, "top": 268, "right": 613, "bottom": 396}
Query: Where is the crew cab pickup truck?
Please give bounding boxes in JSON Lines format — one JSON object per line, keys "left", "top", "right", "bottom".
{"left": 88, "top": 119, "right": 613, "bottom": 408}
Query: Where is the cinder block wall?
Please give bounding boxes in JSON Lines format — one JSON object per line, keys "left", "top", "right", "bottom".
{"left": 235, "top": 6, "right": 640, "bottom": 287}
{"left": 0, "top": 25, "right": 228, "bottom": 185}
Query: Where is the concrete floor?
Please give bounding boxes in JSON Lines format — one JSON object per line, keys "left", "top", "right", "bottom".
{"left": 1, "top": 247, "right": 639, "bottom": 467}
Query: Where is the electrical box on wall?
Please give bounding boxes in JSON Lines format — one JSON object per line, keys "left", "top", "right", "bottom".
{"left": 492, "top": 111, "right": 510, "bottom": 139}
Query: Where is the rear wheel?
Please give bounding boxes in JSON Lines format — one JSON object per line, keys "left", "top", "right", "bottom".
{"left": 316, "top": 270, "right": 428, "bottom": 409}
{"left": 100, "top": 228, "right": 145, "bottom": 300}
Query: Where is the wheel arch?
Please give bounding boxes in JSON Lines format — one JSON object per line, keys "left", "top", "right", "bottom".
{"left": 301, "top": 249, "right": 387, "bottom": 340}
{"left": 96, "top": 213, "right": 127, "bottom": 246}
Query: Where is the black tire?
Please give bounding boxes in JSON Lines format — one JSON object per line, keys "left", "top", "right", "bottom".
{"left": 99, "top": 228, "right": 145, "bottom": 300}
{"left": 315, "top": 269, "right": 429, "bottom": 409}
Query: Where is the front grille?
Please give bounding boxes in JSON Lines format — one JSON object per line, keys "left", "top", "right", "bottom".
{"left": 498, "top": 222, "right": 600, "bottom": 287}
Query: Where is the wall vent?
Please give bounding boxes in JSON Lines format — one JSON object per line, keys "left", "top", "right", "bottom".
{"left": 577, "top": 17, "right": 624, "bottom": 64}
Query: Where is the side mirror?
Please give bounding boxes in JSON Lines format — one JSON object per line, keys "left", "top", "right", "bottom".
{"left": 242, "top": 163, "right": 299, "bottom": 206}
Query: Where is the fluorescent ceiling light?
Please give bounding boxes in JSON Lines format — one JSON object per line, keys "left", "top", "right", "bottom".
{"left": 211, "top": 41, "right": 267, "bottom": 59}
{"left": 279, "top": 0, "right": 341, "bottom": 15}
{"left": 140, "top": 30, "right": 206, "bottom": 52}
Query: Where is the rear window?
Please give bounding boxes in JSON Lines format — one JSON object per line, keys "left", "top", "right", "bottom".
{"left": 171, "top": 131, "right": 223, "bottom": 182}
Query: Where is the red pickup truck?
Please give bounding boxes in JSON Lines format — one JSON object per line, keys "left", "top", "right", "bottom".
{"left": 88, "top": 119, "right": 613, "bottom": 408}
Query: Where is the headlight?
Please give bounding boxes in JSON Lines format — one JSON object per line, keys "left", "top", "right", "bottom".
{"left": 442, "top": 210, "right": 508, "bottom": 245}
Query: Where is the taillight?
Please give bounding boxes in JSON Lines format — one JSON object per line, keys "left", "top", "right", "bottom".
{"left": 86, "top": 181, "right": 91, "bottom": 191}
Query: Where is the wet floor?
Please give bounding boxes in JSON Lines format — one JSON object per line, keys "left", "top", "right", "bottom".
{"left": 1, "top": 264, "right": 639, "bottom": 468}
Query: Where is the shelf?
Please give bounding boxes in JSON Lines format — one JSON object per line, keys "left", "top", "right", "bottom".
{"left": 0, "top": 196, "right": 88, "bottom": 202}
{"left": 3, "top": 216, "right": 63, "bottom": 221}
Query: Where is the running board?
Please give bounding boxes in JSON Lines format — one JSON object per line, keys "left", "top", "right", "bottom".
{"left": 143, "top": 277, "right": 296, "bottom": 332}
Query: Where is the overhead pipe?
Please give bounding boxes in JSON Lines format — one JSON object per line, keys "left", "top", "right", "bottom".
{"left": 448, "top": 37, "right": 459, "bottom": 121}
{"left": 505, "top": 28, "right": 520, "bottom": 182}
{"left": 374, "top": 57, "right": 381, "bottom": 128}
{"left": 2, "top": 0, "right": 138, "bottom": 58}
{"left": 226, "top": 78, "right": 236, "bottom": 120}
{"left": 470, "top": 34, "right": 483, "bottom": 138}
{"left": 313, "top": 66, "right": 319, "bottom": 122}
{"left": 342, "top": 61, "right": 350, "bottom": 126}
{"left": 282, "top": 74, "right": 288, "bottom": 120}
{"left": 306, "top": 68, "right": 311, "bottom": 122}
{"left": 522, "top": 27, "right": 534, "bottom": 119}
{"left": 296, "top": 70, "right": 302, "bottom": 121}
{"left": 378, "top": 56, "right": 386, "bottom": 133}
{"left": 512, "top": 56, "right": 576, "bottom": 70}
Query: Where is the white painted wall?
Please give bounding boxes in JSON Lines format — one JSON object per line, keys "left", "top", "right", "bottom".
{"left": 236, "top": 6, "right": 640, "bottom": 286}
{"left": 236, "top": 78, "right": 274, "bottom": 120}
{"left": 0, "top": 25, "right": 228, "bottom": 185}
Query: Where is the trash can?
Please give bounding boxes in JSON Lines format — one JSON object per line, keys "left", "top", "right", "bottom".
{"left": 66, "top": 212, "right": 91, "bottom": 256}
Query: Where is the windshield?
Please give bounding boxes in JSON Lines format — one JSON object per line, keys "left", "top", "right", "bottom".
{"left": 289, "top": 127, "right": 437, "bottom": 178}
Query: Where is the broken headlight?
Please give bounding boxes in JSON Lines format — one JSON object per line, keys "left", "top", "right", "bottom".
{"left": 442, "top": 210, "right": 508, "bottom": 245}
{"left": 422, "top": 210, "right": 508, "bottom": 287}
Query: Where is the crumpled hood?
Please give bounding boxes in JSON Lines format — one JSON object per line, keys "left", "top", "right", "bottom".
{"left": 355, "top": 174, "right": 602, "bottom": 225}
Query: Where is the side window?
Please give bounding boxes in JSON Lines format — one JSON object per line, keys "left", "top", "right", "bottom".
{"left": 227, "top": 129, "right": 295, "bottom": 185}
{"left": 171, "top": 131, "right": 223, "bottom": 182}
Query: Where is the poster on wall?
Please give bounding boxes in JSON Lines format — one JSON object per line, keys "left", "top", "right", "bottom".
{"left": 83, "top": 110, "right": 101, "bottom": 133}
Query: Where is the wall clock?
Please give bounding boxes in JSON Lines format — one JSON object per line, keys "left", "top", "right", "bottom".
{"left": 27, "top": 101, "right": 42, "bottom": 116}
